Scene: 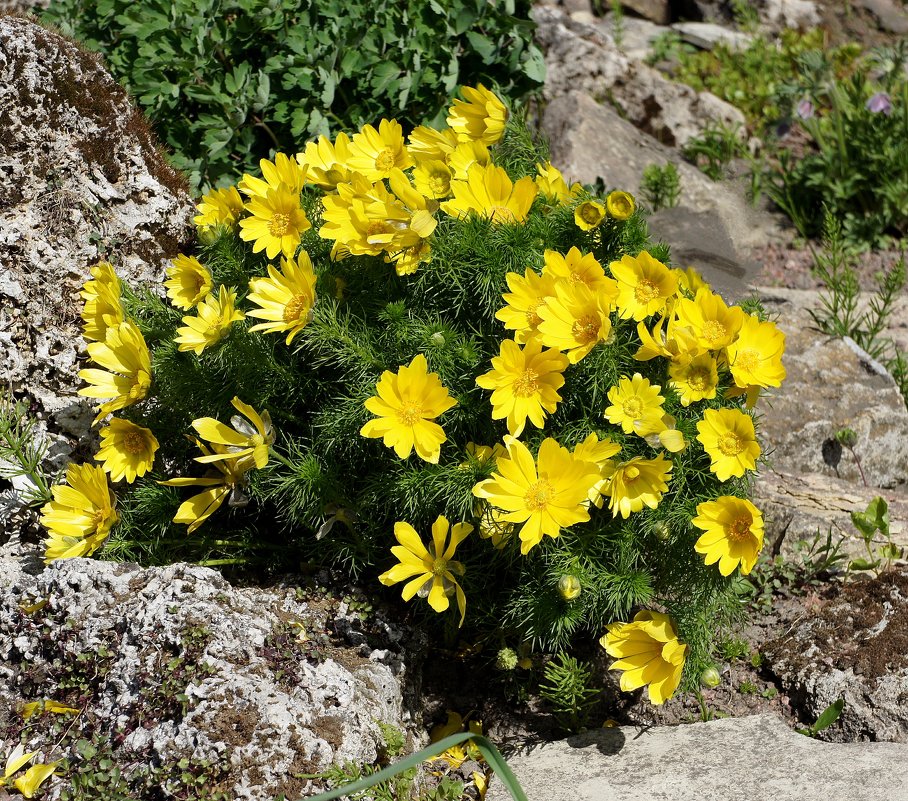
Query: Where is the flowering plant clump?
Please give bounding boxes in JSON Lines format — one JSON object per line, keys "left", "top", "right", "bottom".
{"left": 50, "top": 86, "right": 784, "bottom": 706}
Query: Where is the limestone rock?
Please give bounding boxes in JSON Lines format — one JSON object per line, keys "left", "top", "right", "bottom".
{"left": 620, "top": 0, "right": 670, "bottom": 24}
{"left": 757, "top": 0, "right": 820, "bottom": 29}
{"left": 854, "top": 0, "right": 908, "bottom": 34}
{"left": 486, "top": 714, "right": 908, "bottom": 801}
{"left": 0, "top": 558, "right": 421, "bottom": 799}
{"left": 672, "top": 20, "right": 753, "bottom": 50}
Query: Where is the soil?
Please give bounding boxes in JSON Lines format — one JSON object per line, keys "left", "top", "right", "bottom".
{"left": 752, "top": 242, "right": 906, "bottom": 290}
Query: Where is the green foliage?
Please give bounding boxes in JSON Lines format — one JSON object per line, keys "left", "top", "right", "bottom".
{"left": 0, "top": 392, "right": 57, "bottom": 507}
{"left": 609, "top": 0, "right": 625, "bottom": 51}
{"left": 796, "top": 698, "right": 845, "bottom": 738}
{"left": 849, "top": 496, "right": 903, "bottom": 574}
{"left": 645, "top": 30, "right": 694, "bottom": 67}
{"left": 682, "top": 122, "right": 746, "bottom": 182}
{"left": 640, "top": 162, "right": 681, "bottom": 211}
{"left": 539, "top": 652, "right": 599, "bottom": 732}
{"left": 43, "top": 0, "right": 545, "bottom": 190}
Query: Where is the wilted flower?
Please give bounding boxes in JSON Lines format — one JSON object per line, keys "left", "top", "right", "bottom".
{"left": 866, "top": 92, "right": 892, "bottom": 115}
{"left": 795, "top": 99, "right": 814, "bottom": 120}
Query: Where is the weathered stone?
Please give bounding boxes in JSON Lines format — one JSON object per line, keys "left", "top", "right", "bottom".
{"left": 854, "top": 0, "right": 908, "bottom": 34}
{"left": 672, "top": 20, "right": 753, "bottom": 50}
{"left": 487, "top": 714, "right": 908, "bottom": 801}
{"left": 670, "top": 0, "right": 733, "bottom": 23}
{"left": 604, "top": 13, "right": 669, "bottom": 61}
{"left": 758, "top": 0, "right": 820, "bottom": 29}
{"left": 620, "top": 0, "right": 670, "bottom": 24}
{"left": 757, "top": 287, "right": 908, "bottom": 489}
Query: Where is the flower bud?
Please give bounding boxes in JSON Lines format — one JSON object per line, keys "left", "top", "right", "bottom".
{"left": 653, "top": 520, "right": 671, "bottom": 541}
{"left": 496, "top": 647, "right": 519, "bottom": 671}
{"left": 835, "top": 427, "right": 858, "bottom": 448}
{"left": 700, "top": 666, "right": 721, "bottom": 688}
{"left": 431, "top": 331, "right": 446, "bottom": 347}
{"left": 557, "top": 574, "right": 582, "bottom": 602}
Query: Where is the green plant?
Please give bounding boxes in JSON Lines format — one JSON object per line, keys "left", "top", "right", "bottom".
{"left": 0, "top": 392, "right": 56, "bottom": 508}
{"left": 609, "top": 0, "right": 625, "bottom": 51}
{"left": 43, "top": 0, "right": 545, "bottom": 190}
{"left": 796, "top": 699, "right": 845, "bottom": 737}
{"left": 728, "top": 0, "right": 760, "bottom": 32}
{"left": 539, "top": 652, "right": 599, "bottom": 732}
{"left": 717, "top": 636, "right": 749, "bottom": 662}
{"left": 737, "top": 679, "right": 758, "bottom": 695}
{"left": 849, "top": 496, "right": 902, "bottom": 574}
{"left": 645, "top": 30, "right": 694, "bottom": 67}
{"left": 641, "top": 162, "right": 681, "bottom": 210}
{"left": 682, "top": 123, "right": 746, "bottom": 181}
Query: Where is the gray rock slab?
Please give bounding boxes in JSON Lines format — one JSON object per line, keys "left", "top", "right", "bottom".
{"left": 855, "top": 0, "right": 908, "bottom": 33}
{"left": 619, "top": 0, "right": 670, "bottom": 24}
{"left": 487, "top": 714, "right": 908, "bottom": 801}
{"left": 672, "top": 21, "right": 753, "bottom": 50}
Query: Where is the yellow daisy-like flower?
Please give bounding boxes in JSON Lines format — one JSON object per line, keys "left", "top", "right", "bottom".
{"left": 495, "top": 268, "right": 558, "bottom": 344}
{"left": 574, "top": 200, "right": 606, "bottom": 231}
{"left": 447, "top": 83, "right": 508, "bottom": 145}
{"left": 474, "top": 501, "right": 513, "bottom": 548}
{"left": 360, "top": 354, "right": 457, "bottom": 464}
{"left": 40, "top": 463, "right": 117, "bottom": 563}
{"left": 95, "top": 418, "right": 159, "bottom": 483}
{"left": 692, "top": 496, "right": 765, "bottom": 576}
{"left": 80, "top": 261, "right": 124, "bottom": 342}
{"left": 389, "top": 238, "right": 433, "bottom": 277}
{"left": 164, "top": 254, "right": 213, "bottom": 310}
{"left": 193, "top": 185, "right": 244, "bottom": 230}
{"left": 239, "top": 152, "right": 308, "bottom": 199}
{"left": 675, "top": 265, "right": 708, "bottom": 296}
{"left": 602, "top": 454, "right": 672, "bottom": 518}
{"left": 537, "top": 280, "right": 614, "bottom": 364}
{"left": 441, "top": 163, "right": 537, "bottom": 225}
{"left": 239, "top": 184, "right": 311, "bottom": 260}
{"left": 296, "top": 132, "right": 353, "bottom": 191}
{"left": 725, "top": 314, "right": 786, "bottom": 389}
{"left": 192, "top": 396, "right": 274, "bottom": 470}
{"left": 476, "top": 338, "right": 568, "bottom": 437}
{"left": 247, "top": 251, "right": 317, "bottom": 345}
{"left": 407, "top": 125, "right": 459, "bottom": 163}
{"left": 610, "top": 251, "right": 678, "bottom": 321}
{"left": 541, "top": 247, "right": 617, "bottom": 297}
{"left": 572, "top": 432, "right": 622, "bottom": 506}
{"left": 447, "top": 140, "right": 491, "bottom": 180}
{"left": 378, "top": 515, "right": 472, "bottom": 625}
{"left": 606, "top": 190, "right": 636, "bottom": 220}
{"left": 634, "top": 311, "right": 701, "bottom": 363}
{"left": 175, "top": 285, "right": 244, "bottom": 355}
{"left": 535, "top": 162, "right": 580, "bottom": 204}
{"left": 669, "top": 353, "right": 719, "bottom": 406}
{"left": 472, "top": 436, "right": 601, "bottom": 555}
{"left": 600, "top": 610, "right": 687, "bottom": 705}
{"left": 462, "top": 441, "right": 508, "bottom": 468}
{"left": 413, "top": 159, "right": 454, "bottom": 199}
{"left": 347, "top": 119, "right": 415, "bottom": 182}
{"left": 696, "top": 408, "right": 761, "bottom": 481}
{"left": 675, "top": 288, "right": 745, "bottom": 351}
{"left": 78, "top": 321, "right": 152, "bottom": 423}
{"left": 604, "top": 373, "right": 666, "bottom": 435}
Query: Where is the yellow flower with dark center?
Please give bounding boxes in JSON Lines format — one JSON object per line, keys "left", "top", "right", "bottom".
{"left": 495, "top": 268, "right": 558, "bottom": 344}
{"left": 239, "top": 152, "right": 308, "bottom": 199}
{"left": 535, "top": 162, "right": 580, "bottom": 203}
{"left": 239, "top": 184, "right": 311, "bottom": 259}
{"left": 441, "top": 163, "right": 537, "bottom": 225}
{"left": 247, "top": 251, "right": 317, "bottom": 345}
{"left": 725, "top": 314, "right": 786, "bottom": 389}
{"left": 78, "top": 321, "right": 152, "bottom": 422}
{"left": 472, "top": 436, "right": 601, "bottom": 555}
{"left": 476, "top": 338, "right": 568, "bottom": 437}
{"left": 296, "top": 132, "right": 353, "bottom": 190}
{"left": 675, "top": 288, "right": 745, "bottom": 351}
{"left": 541, "top": 247, "right": 618, "bottom": 297}
{"left": 610, "top": 251, "right": 678, "bottom": 321}
{"left": 602, "top": 454, "right": 672, "bottom": 518}
{"left": 696, "top": 408, "right": 761, "bottom": 481}
{"left": 379, "top": 515, "right": 472, "bottom": 624}
{"left": 96, "top": 418, "right": 159, "bottom": 483}
{"left": 447, "top": 84, "right": 508, "bottom": 145}
{"left": 537, "top": 280, "right": 614, "bottom": 364}
{"left": 80, "top": 261, "right": 124, "bottom": 342}
{"left": 407, "top": 125, "right": 459, "bottom": 163}
{"left": 413, "top": 159, "right": 454, "bottom": 199}
{"left": 192, "top": 396, "right": 274, "bottom": 470}
{"left": 606, "top": 190, "right": 636, "bottom": 220}
{"left": 604, "top": 373, "right": 666, "bottom": 435}
{"left": 574, "top": 200, "right": 606, "bottom": 231}
{"left": 40, "top": 463, "right": 117, "bottom": 563}
{"left": 360, "top": 354, "right": 457, "bottom": 464}
{"left": 194, "top": 185, "right": 244, "bottom": 230}
{"left": 447, "top": 140, "right": 491, "bottom": 179}
{"left": 164, "top": 254, "right": 213, "bottom": 310}
{"left": 600, "top": 610, "right": 687, "bottom": 705}
{"left": 692, "top": 496, "right": 764, "bottom": 576}
{"left": 347, "top": 119, "right": 414, "bottom": 181}
{"left": 175, "top": 285, "right": 244, "bottom": 355}
{"left": 669, "top": 353, "right": 719, "bottom": 406}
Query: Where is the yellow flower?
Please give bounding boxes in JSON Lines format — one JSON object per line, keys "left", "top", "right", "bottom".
{"left": 378, "top": 516, "right": 472, "bottom": 624}
{"left": 247, "top": 251, "right": 317, "bottom": 345}
{"left": 360, "top": 354, "right": 457, "bottom": 464}
{"left": 541, "top": 247, "right": 617, "bottom": 296}
{"left": 675, "top": 288, "right": 745, "bottom": 351}
{"left": 675, "top": 265, "right": 708, "bottom": 296}
{"left": 0, "top": 746, "right": 59, "bottom": 800}
{"left": 447, "top": 140, "right": 491, "bottom": 179}
{"left": 634, "top": 311, "right": 701, "bottom": 363}
{"left": 669, "top": 353, "right": 719, "bottom": 406}
{"left": 40, "top": 463, "right": 117, "bottom": 563}
{"left": 78, "top": 321, "right": 152, "bottom": 422}
{"left": 610, "top": 251, "right": 678, "bottom": 321}
{"left": 389, "top": 238, "right": 433, "bottom": 277}
{"left": 447, "top": 84, "right": 508, "bottom": 145}
{"left": 495, "top": 268, "right": 558, "bottom": 344}
{"left": 96, "top": 418, "right": 159, "bottom": 483}
{"left": 413, "top": 159, "right": 454, "bottom": 199}
{"left": 474, "top": 501, "right": 513, "bottom": 548}
{"left": 535, "top": 162, "right": 580, "bottom": 204}
{"left": 472, "top": 436, "right": 600, "bottom": 555}
{"left": 537, "top": 280, "right": 614, "bottom": 364}
{"left": 696, "top": 408, "right": 761, "bottom": 481}
{"left": 574, "top": 200, "right": 606, "bottom": 230}
{"left": 602, "top": 454, "right": 672, "bottom": 518}
{"left": 725, "top": 314, "right": 786, "bottom": 389}
{"left": 164, "top": 254, "right": 213, "bottom": 310}
{"left": 194, "top": 185, "right": 244, "bottom": 230}
{"left": 80, "top": 261, "right": 124, "bottom": 342}
{"left": 175, "top": 285, "right": 244, "bottom": 355}
{"left": 21, "top": 700, "right": 81, "bottom": 719}
{"left": 296, "top": 132, "right": 353, "bottom": 190}
{"left": 572, "top": 432, "right": 622, "bottom": 506}
{"left": 441, "top": 163, "right": 537, "bottom": 225}
{"left": 606, "top": 190, "right": 636, "bottom": 220}
{"left": 476, "top": 338, "right": 568, "bottom": 437}
{"left": 407, "top": 125, "right": 459, "bottom": 163}
{"left": 604, "top": 373, "right": 666, "bottom": 435}
{"left": 192, "top": 396, "right": 274, "bottom": 470}
{"left": 239, "top": 184, "right": 311, "bottom": 259}
{"left": 462, "top": 442, "right": 508, "bottom": 468}
{"left": 692, "top": 496, "right": 765, "bottom": 576}
{"left": 600, "top": 610, "right": 687, "bottom": 705}
{"left": 347, "top": 119, "right": 414, "bottom": 181}
{"left": 239, "top": 152, "right": 308, "bottom": 199}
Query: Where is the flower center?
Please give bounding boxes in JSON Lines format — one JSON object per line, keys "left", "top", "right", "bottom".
{"left": 431, "top": 557, "right": 448, "bottom": 577}
{"left": 622, "top": 397, "right": 644, "bottom": 418}
{"left": 269, "top": 212, "right": 291, "bottom": 237}
{"left": 429, "top": 173, "right": 450, "bottom": 195}
{"left": 718, "top": 432, "right": 744, "bottom": 456}
{"left": 702, "top": 320, "right": 727, "bottom": 345}
{"left": 571, "top": 314, "right": 600, "bottom": 344}
{"left": 579, "top": 203, "right": 602, "bottom": 225}
{"left": 727, "top": 515, "right": 753, "bottom": 541}
{"left": 488, "top": 205, "right": 516, "bottom": 223}
{"left": 624, "top": 465, "right": 641, "bottom": 482}
{"left": 366, "top": 220, "right": 393, "bottom": 238}
{"left": 736, "top": 349, "right": 760, "bottom": 373}
{"left": 90, "top": 509, "right": 107, "bottom": 527}
{"left": 513, "top": 369, "right": 540, "bottom": 397}
{"left": 122, "top": 431, "right": 146, "bottom": 455}
{"left": 283, "top": 294, "right": 310, "bottom": 323}
{"left": 374, "top": 148, "right": 396, "bottom": 172}
{"left": 525, "top": 301, "right": 543, "bottom": 329}
{"left": 687, "top": 367, "right": 711, "bottom": 392}
{"left": 396, "top": 400, "right": 424, "bottom": 426}
{"left": 634, "top": 279, "right": 660, "bottom": 304}
{"left": 524, "top": 478, "right": 554, "bottom": 512}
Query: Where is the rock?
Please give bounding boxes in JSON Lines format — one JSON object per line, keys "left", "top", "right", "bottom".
{"left": 0, "top": 559, "right": 422, "bottom": 799}
{"left": 854, "top": 0, "right": 908, "bottom": 34}
{"left": 762, "top": 569, "right": 908, "bottom": 743}
{"left": 0, "top": 17, "right": 193, "bottom": 437}
{"left": 603, "top": 13, "right": 669, "bottom": 61}
{"left": 672, "top": 20, "right": 754, "bottom": 50}
{"left": 758, "top": 0, "right": 820, "bottom": 29}
{"left": 486, "top": 714, "right": 908, "bottom": 801}
{"left": 620, "top": 0, "right": 671, "bottom": 24}
{"left": 559, "top": 0, "right": 594, "bottom": 13}
{"left": 670, "top": 0, "right": 733, "bottom": 23}
{"left": 756, "top": 287, "right": 908, "bottom": 489}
